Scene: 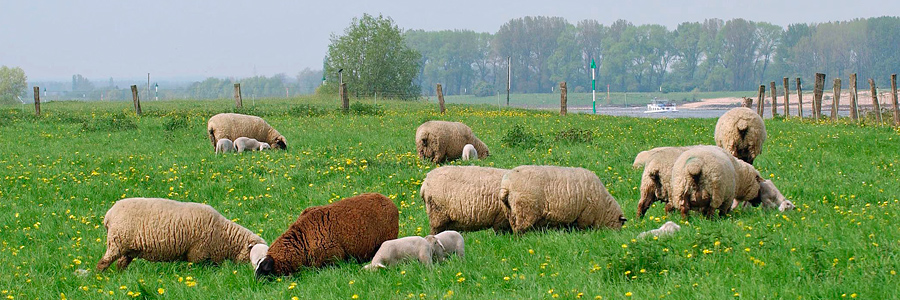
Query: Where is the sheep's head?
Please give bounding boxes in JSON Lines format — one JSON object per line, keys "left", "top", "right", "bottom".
{"left": 249, "top": 244, "right": 269, "bottom": 271}
{"left": 273, "top": 136, "right": 287, "bottom": 150}
{"left": 255, "top": 256, "right": 276, "bottom": 279}
{"left": 779, "top": 200, "right": 795, "bottom": 212}
{"left": 758, "top": 180, "right": 788, "bottom": 210}
{"left": 259, "top": 142, "right": 271, "bottom": 150}
{"left": 426, "top": 235, "right": 445, "bottom": 262}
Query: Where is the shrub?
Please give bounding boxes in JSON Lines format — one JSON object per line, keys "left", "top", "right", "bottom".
{"left": 81, "top": 113, "right": 138, "bottom": 132}
{"left": 502, "top": 124, "right": 542, "bottom": 148}
{"left": 350, "top": 102, "right": 383, "bottom": 116}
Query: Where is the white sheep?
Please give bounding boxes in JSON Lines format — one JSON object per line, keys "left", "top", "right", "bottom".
{"left": 259, "top": 142, "right": 271, "bottom": 150}
{"left": 215, "top": 138, "right": 236, "bottom": 154}
{"left": 96, "top": 198, "right": 266, "bottom": 271}
{"left": 715, "top": 107, "right": 767, "bottom": 164}
{"left": 415, "top": 121, "right": 490, "bottom": 163}
{"left": 633, "top": 146, "right": 692, "bottom": 218}
{"left": 669, "top": 146, "right": 737, "bottom": 218}
{"left": 362, "top": 236, "right": 443, "bottom": 270}
{"left": 234, "top": 137, "right": 265, "bottom": 152}
{"left": 499, "top": 165, "right": 626, "bottom": 234}
{"left": 637, "top": 221, "right": 681, "bottom": 239}
{"left": 429, "top": 230, "right": 464, "bottom": 261}
{"left": 208, "top": 113, "right": 287, "bottom": 150}
{"left": 461, "top": 144, "right": 478, "bottom": 160}
{"left": 421, "top": 166, "right": 511, "bottom": 233}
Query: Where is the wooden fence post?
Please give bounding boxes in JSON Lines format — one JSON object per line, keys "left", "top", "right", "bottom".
{"left": 891, "top": 74, "right": 898, "bottom": 127}
{"left": 783, "top": 77, "right": 790, "bottom": 117}
{"left": 436, "top": 84, "right": 445, "bottom": 114}
{"left": 33, "top": 86, "right": 41, "bottom": 117}
{"left": 560, "top": 81, "right": 567, "bottom": 116}
{"left": 849, "top": 73, "right": 859, "bottom": 122}
{"left": 756, "top": 85, "right": 766, "bottom": 116}
{"left": 770, "top": 81, "right": 777, "bottom": 117}
{"left": 233, "top": 83, "right": 243, "bottom": 109}
{"left": 869, "top": 78, "right": 882, "bottom": 125}
{"left": 130, "top": 85, "right": 142, "bottom": 116}
{"left": 796, "top": 78, "right": 804, "bottom": 118}
{"left": 832, "top": 78, "right": 842, "bottom": 121}
{"left": 813, "top": 73, "right": 826, "bottom": 119}
{"left": 341, "top": 83, "right": 349, "bottom": 112}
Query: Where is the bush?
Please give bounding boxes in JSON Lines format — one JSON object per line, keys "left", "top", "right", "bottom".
{"left": 502, "top": 124, "right": 542, "bottom": 148}
{"left": 350, "top": 102, "right": 383, "bottom": 116}
{"left": 554, "top": 128, "right": 593, "bottom": 144}
{"left": 164, "top": 114, "right": 190, "bottom": 131}
{"left": 81, "top": 113, "right": 138, "bottom": 132}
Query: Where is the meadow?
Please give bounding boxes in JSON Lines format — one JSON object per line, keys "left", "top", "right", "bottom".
{"left": 0, "top": 95, "right": 898, "bottom": 299}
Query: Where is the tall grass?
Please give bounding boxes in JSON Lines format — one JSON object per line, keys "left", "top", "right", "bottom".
{"left": 0, "top": 96, "right": 897, "bottom": 299}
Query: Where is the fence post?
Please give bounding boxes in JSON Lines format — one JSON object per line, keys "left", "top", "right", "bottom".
{"left": 813, "top": 73, "right": 826, "bottom": 119}
{"left": 832, "top": 78, "right": 842, "bottom": 121}
{"left": 869, "top": 78, "right": 882, "bottom": 125}
{"left": 770, "top": 81, "right": 777, "bottom": 117}
{"left": 796, "top": 78, "right": 804, "bottom": 118}
{"left": 560, "top": 81, "right": 567, "bottom": 116}
{"left": 891, "top": 74, "right": 898, "bottom": 127}
{"left": 33, "top": 86, "right": 41, "bottom": 117}
{"left": 756, "top": 85, "right": 766, "bottom": 116}
{"left": 233, "top": 83, "right": 243, "bottom": 109}
{"left": 850, "top": 73, "right": 859, "bottom": 122}
{"left": 436, "top": 84, "right": 445, "bottom": 114}
{"left": 129, "top": 85, "right": 142, "bottom": 116}
{"left": 783, "top": 77, "right": 790, "bottom": 118}
{"left": 341, "top": 83, "right": 349, "bottom": 112}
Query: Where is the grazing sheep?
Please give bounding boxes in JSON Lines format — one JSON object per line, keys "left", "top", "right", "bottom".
{"left": 637, "top": 221, "right": 681, "bottom": 239}
{"left": 415, "top": 121, "right": 489, "bottom": 163}
{"left": 633, "top": 146, "right": 692, "bottom": 218}
{"left": 421, "top": 166, "right": 511, "bottom": 234}
{"left": 715, "top": 107, "right": 766, "bottom": 164}
{"left": 669, "top": 146, "right": 737, "bottom": 218}
{"left": 234, "top": 137, "right": 264, "bottom": 152}
{"left": 215, "top": 138, "right": 236, "bottom": 154}
{"left": 362, "top": 236, "right": 442, "bottom": 270}
{"left": 429, "top": 230, "right": 464, "bottom": 260}
{"left": 96, "top": 198, "right": 266, "bottom": 272}
{"left": 729, "top": 165, "right": 794, "bottom": 212}
{"left": 499, "top": 165, "right": 626, "bottom": 234}
{"left": 461, "top": 144, "right": 478, "bottom": 160}
{"left": 208, "top": 113, "right": 287, "bottom": 150}
{"left": 255, "top": 193, "right": 399, "bottom": 277}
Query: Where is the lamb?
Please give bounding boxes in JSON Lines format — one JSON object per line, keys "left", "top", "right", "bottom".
{"left": 415, "top": 121, "right": 490, "bottom": 163}
{"left": 255, "top": 193, "right": 399, "bottom": 277}
{"left": 461, "top": 144, "right": 478, "bottom": 160}
{"left": 421, "top": 166, "right": 511, "bottom": 234}
{"left": 429, "top": 230, "right": 464, "bottom": 260}
{"left": 729, "top": 159, "right": 795, "bottom": 212}
{"left": 499, "top": 165, "right": 626, "bottom": 234}
{"left": 636, "top": 221, "right": 681, "bottom": 239}
{"left": 362, "top": 236, "right": 443, "bottom": 270}
{"left": 259, "top": 142, "right": 271, "bottom": 150}
{"left": 207, "top": 113, "right": 287, "bottom": 150}
{"left": 96, "top": 198, "right": 266, "bottom": 272}
{"left": 715, "top": 107, "right": 767, "bottom": 164}
{"left": 234, "top": 137, "right": 265, "bottom": 152}
{"left": 215, "top": 138, "right": 236, "bottom": 154}
{"left": 669, "top": 146, "right": 738, "bottom": 218}
{"left": 633, "top": 146, "right": 692, "bottom": 218}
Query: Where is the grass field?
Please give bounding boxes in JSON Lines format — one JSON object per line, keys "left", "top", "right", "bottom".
{"left": 0, "top": 96, "right": 898, "bottom": 299}
{"left": 443, "top": 91, "right": 755, "bottom": 108}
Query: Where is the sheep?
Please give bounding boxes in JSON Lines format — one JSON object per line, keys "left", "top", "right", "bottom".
{"left": 461, "top": 144, "right": 478, "bottom": 160}
{"left": 499, "top": 165, "right": 626, "bottom": 234}
{"left": 421, "top": 166, "right": 511, "bottom": 234}
{"left": 255, "top": 193, "right": 399, "bottom": 277}
{"left": 729, "top": 160, "right": 795, "bottom": 212}
{"left": 429, "top": 230, "right": 464, "bottom": 261}
{"left": 207, "top": 113, "right": 287, "bottom": 150}
{"left": 259, "top": 142, "right": 271, "bottom": 150}
{"left": 669, "top": 146, "right": 737, "bottom": 218}
{"left": 215, "top": 138, "right": 236, "bottom": 154}
{"left": 362, "top": 236, "right": 443, "bottom": 270}
{"left": 250, "top": 244, "right": 269, "bottom": 272}
{"left": 633, "top": 146, "right": 692, "bottom": 218}
{"left": 96, "top": 198, "right": 266, "bottom": 272}
{"left": 234, "top": 137, "right": 265, "bottom": 152}
{"left": 636, "top": 221, "right": 681, "bottom": 239}
{"left": 715, "top": 107, "right": 766, "bottom": 164}
{"left": 415, "top": 121, "right": 489, "bottom": 163}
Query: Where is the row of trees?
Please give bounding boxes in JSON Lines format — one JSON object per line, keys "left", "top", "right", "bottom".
{"left": 406, "top": 16, "right": 900, "bottom": 95}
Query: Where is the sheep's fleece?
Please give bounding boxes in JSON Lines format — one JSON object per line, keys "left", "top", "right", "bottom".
{"left": 207, "top": 113, "right": 287, "bottom": 150}
{"left": 215, "top": 138, "right": 236, "bottom": 154}
{"left": 430, "top": 230, "right": 464, "bottom": 260}
{"left": 421, "top": 166, "right": 511, "bottom": 233}
{"left": 499, "top": 165, "right": 626, "bottom": 233}
{"left": 633, "top": 146, "right": 692, "bottom": 218}
{"left": 669, "top": 146, "right": 736, "bottom": 218}
{"left": 363, "top": 236, "right": 442, "bottom": 270}
{"left": 255, "top": 193, "right": 399, "bottom": 277}
{"left": 96, "top": 198, "right": 265, "bottom": 271}
{"left": 415, "top": 121, "right": 490, "bottom": 163}
{"left": 715, "top": 107, "right": 766, "bottom": 164}
{"left": 637, "top": 221, "right": 681, "bottom": 239}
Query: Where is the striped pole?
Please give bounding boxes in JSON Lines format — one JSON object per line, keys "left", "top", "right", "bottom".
{"left": 591, "top": 58, "right": 596, "bottom": 114}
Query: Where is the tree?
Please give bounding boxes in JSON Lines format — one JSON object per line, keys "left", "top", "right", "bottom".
{"left": 0, "top": 66, "right": 28, "bottom": 104}
{"left": 323, "top": 13, "right": 421, "bottom": 99}
{"left": 494, "top": 16, "right": 569, "bottom": 93}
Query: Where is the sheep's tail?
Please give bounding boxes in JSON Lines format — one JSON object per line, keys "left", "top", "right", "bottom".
{"left": 499, "top": 187, "right": 511, "bottom": 210}
{"left": 736, "top": 119, "right": 750, "bottom": 138}
{"left": 684, "top": 157, "right": 703, "bottom": 177}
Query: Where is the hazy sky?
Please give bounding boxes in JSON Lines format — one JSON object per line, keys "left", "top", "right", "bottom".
{"left": 2, "top": 0, "right": 896, "bottom": 81}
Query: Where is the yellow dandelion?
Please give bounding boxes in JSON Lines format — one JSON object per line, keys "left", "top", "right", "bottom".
{"left": 625, "top": 292, "right": 633, "bottom": 297}
{"left": 157, "top": 288, "right": 164, "bottom": 295}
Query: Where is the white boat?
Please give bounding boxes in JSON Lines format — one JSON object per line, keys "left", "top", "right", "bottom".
{"left": 644, "top": 99, "right": 678, "bottom": 113}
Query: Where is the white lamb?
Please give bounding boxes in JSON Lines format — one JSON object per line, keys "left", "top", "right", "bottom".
{"left": 363, "top": 236, "right": 443, "bottom": 270}
{"left": 461, "top": 144, "right": 478, "bottom": 160}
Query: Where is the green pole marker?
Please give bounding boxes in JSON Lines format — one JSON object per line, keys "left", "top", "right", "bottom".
{"left": 591, "top": 58, "right": 596, "bottom": 114}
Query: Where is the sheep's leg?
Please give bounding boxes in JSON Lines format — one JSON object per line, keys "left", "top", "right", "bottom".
{"left": 96, "top": 244, "right": 123, "bottom": 272}
{"left": 637, "top": 182, "right": 657, "bottom": 219}
{"left": 115, "top": 256, "right": 134, "bottom": 270}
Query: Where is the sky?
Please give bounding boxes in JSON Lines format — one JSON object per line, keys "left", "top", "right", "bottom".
{"left": 1, "top": 0, "right": 897, "bottom": 82}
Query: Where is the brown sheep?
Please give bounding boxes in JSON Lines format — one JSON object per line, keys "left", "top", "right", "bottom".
{"left": 207, "top": 113, "right": 287, "bottom": 150}
{"left": 415, "top": 121, "right": 490, "bottom": 163}
{"left": 255, "top": 193, "right": 399, "bottom": 277}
